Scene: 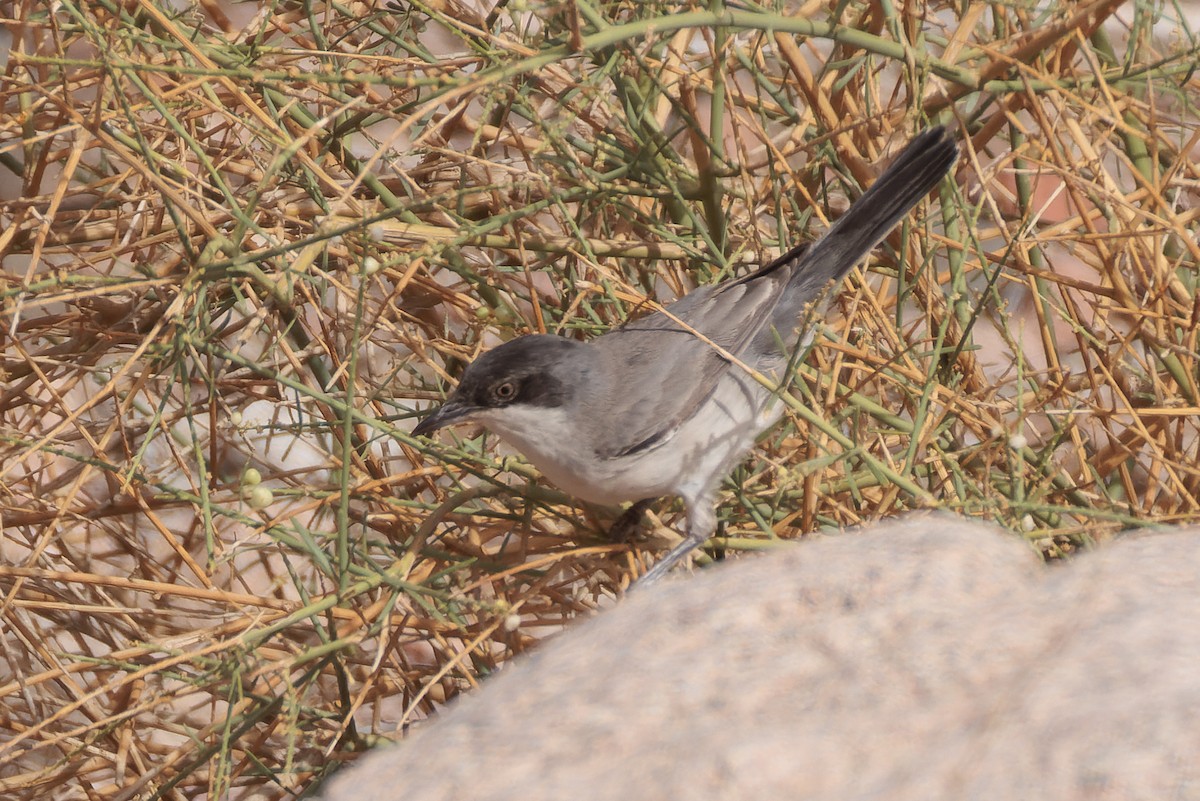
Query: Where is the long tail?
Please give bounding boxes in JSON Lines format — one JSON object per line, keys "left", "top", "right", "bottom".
{"left": 787, "top": 126, "right": 958, "bottom": 297}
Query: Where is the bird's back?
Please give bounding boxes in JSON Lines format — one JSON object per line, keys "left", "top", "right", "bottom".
{"left": 587, "top": 127, "right": 958, "bottom": 462}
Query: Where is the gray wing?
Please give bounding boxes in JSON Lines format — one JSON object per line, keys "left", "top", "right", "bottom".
{"left": 584, "top": 127, "right": 959, "bottom": 460}
{"left": 588, "top": 255, "right": 802, "bottom": 459}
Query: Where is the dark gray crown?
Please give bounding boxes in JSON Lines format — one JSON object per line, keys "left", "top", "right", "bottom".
{"left": 455, "top": 334, "right": 593, "bottom": 410}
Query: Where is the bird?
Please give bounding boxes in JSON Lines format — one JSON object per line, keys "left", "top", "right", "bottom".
{"left": 413, "top": 126, "right": 959, "bottom": 583}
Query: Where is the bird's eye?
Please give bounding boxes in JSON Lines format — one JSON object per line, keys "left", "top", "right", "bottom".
{"left": 492, "top": 381, "right": 517, "bottom": 401}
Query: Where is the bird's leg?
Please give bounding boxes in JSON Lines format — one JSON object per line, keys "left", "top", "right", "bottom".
{"left": 607, "top": 498, "right": 655, "bottom": 543}
{"left": 636, "top": 502, "right": 716, "bottom": 585}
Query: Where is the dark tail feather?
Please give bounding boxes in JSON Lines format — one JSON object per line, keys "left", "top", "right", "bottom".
{"left": 789, "top": 126, "right": 958, "bottom": 294}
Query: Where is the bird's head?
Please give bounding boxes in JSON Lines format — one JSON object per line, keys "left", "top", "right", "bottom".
{"left": 412, "top": 334, "right": 594, "bottom": 441}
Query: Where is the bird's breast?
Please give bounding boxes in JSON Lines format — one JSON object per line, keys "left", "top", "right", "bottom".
{"left": 476, "top": 371, "right": 785, "bottom": 508}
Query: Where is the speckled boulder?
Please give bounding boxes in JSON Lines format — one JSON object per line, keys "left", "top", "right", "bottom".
{"left": 320, "top": 514, "right": 1200, "bottom": 801}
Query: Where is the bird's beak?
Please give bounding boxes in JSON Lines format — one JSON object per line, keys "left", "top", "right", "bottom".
{"left": 412, "top": 397, "right": 477, "bottom": 438}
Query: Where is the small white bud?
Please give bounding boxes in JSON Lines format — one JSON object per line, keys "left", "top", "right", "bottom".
{"left": 245, "top": 485, "right": 274, "bottom": 510}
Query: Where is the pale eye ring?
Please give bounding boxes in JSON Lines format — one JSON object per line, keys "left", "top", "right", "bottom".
{"left": 493, "top": 381, "right": 517, "bottom": 401}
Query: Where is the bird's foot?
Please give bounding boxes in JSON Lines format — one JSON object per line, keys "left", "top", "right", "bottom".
{"left": 636, "top": 532, "right": 708, "bottom": 586}
{"left": 607, "top": 498, "right": 655, "bottom": 543}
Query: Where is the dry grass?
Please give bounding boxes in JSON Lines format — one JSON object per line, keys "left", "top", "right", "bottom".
{"left": 1, "top": 0, "right": 1198, "bottom": 797}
